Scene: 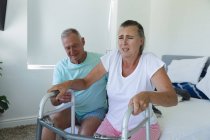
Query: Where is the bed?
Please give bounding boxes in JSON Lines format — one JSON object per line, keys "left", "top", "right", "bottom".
{"left": 157, "top": 55, "right": 210, "bottom": 140}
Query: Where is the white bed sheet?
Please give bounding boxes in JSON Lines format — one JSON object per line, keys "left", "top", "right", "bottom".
{"left": 157, "top": 97, "right": 210, "bottom": 140}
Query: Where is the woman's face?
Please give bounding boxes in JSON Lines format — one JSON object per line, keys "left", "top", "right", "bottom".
{"left": 118, "top": 26, "right": 144, "bottom": 58}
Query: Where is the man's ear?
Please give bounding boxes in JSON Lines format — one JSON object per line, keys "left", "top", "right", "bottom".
{"left": 81, "top": 37, "right": 85, "bottom": 45}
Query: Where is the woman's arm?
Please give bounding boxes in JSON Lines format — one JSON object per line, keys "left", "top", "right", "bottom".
{"left": 130, "top": 67, "right": 178, "bottom": 115}
{"left": 48, "top": 62, "right": 107, "bottom": 100}
{"left": 149, "top": 67, "right": 178, "bottom": 106}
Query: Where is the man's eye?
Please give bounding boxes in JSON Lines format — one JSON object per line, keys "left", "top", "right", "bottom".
{"left": 73, "top": 45, "right": 80, "bottom": 48}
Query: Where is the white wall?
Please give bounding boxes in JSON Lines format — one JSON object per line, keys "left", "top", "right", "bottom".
{"left": 117, "top": 0, "right": 151, "bottom": 51}
{"left": 28, "top": 0, "right": 111, "bottom": 65}
{"left": 148, "top": 0, "right": 210, "bottom": 57}
{"left": 28, "top": 0, "right": 151, "bottom": 65}
{"left": 0, "top": 0, "right": 53, "bottom": 128}
{"left": 0, "top": 0, "right": 210, "bottom": 128}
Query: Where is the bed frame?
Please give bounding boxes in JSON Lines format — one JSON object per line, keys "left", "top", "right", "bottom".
{"left": 162, "top": 55, "right": 210, "bottom": 71}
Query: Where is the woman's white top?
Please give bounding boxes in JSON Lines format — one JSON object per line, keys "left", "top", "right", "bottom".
{"left": 101, "top": 49, "right": 164, "bottom": 131}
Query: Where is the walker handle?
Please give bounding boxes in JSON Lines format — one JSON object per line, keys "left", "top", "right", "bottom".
{"left": 121, "top": 105, "right": 150, "bottom": 140}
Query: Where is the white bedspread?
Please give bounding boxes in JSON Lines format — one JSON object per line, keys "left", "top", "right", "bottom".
{"left": 157, "top": 98, "right": 210, "bottom": 140}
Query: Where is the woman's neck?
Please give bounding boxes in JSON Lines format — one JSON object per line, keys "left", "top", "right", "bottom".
{"left": 122, "top": 52, "right": 140, "bottom": 67}
{"left": 122, "top": 53, "right": 141, "bottom": 77}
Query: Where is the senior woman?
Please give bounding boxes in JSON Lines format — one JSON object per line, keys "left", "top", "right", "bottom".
{"left": 48, "top": 20, "right": 178, "bottom": 140}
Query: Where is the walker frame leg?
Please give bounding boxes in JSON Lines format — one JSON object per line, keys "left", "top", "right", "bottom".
{"left": 36, "top": 118, "right": 43, "bottom": 140}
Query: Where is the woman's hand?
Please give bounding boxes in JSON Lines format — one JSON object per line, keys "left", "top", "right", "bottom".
{"left": 48, "top": 81, "right": 71, "bottom": 101}
{"left": 129, "top": 92, "right": 150, "bottom": 115}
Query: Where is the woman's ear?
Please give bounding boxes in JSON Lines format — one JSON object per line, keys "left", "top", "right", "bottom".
{"left": 140, "top": 37, "right": 144, "bottom": 44}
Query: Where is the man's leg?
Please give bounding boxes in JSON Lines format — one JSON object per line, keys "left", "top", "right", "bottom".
{"left": 79, "top": 117, "right": 102, "bottom": 136}
{"left": 78, "top": 107, "right": 107, "bottom": 136}
{"left": 41, "top": 108, "right": 71, "bottom": 140}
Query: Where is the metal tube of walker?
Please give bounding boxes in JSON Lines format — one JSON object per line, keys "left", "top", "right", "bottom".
{"left": 121, "top": 105, "right": 150, "bottom": 140}
{"left": 146, "top": 104, "right": 150, "bottom": 140}
{"left": 70, "top": 89, "right": 75, "bottom": 134}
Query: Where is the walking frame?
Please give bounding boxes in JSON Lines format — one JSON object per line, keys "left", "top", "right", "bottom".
{"left": 36, "top": 90, "right": 151, "bottom": 140}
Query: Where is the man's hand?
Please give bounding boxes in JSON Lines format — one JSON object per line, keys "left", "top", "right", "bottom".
{"left": 48, "top": 81, "right": 71, "bottom": 101}
{"left": 50, "top": 92, "right": 72, "bottom": 106}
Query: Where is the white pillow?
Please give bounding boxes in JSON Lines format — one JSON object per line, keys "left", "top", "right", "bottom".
{"left": 196, "top": 66, "right": 210, "bottom": 99}
{"left": 167, "top": 57, "right": 208, "bottom": 84}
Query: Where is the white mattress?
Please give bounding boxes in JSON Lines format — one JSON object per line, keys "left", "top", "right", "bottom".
{"left": 157, "top": 97, "right": 210, "bottom": 140}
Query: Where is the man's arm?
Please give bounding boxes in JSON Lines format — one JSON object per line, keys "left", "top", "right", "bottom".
{"left": 48, "top": 62, "right": 107, "bottom": 100}
{"left": 50, "top": 64, "right": 72, "bottom": 105}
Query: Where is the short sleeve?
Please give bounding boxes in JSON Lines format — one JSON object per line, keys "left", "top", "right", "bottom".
{"left": 145, "top": 53, "right": 165, "bottom": 79}
{"left": 100, "top": 50, "right": 118, "bottom": 72}
{"left": 52, "top": 64, "right": 62, "bottom": 85}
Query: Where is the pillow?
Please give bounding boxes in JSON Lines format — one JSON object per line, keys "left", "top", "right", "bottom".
{"left": 196, "top": 66, "right": 210, "bottom": 99}
{"left": 173, "top": 82, "right": 209, "bottom": 100}
{"left": 167, "top": 57, "right": 208, "bottom": 84}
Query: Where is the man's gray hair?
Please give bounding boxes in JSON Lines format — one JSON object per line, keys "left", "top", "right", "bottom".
{"left": 61, "top": 28, "right": 81, "bottom": 39}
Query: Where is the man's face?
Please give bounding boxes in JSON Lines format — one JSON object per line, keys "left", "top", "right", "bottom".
{"left": 62, "top": 34, "right": 85, "bottom": 64}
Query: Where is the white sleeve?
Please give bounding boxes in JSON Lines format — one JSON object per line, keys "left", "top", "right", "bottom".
{"left": 146, "top": 53, "right": 165, "bottom": 79}
{"left": 100, "top": 49, "right": 118, "bottom": 72}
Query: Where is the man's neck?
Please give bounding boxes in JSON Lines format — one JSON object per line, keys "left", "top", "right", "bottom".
{"left": 71, "top": 51, "right": 87, "bottom": 64}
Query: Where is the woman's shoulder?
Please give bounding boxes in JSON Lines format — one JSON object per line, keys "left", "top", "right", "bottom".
{"left": 102, "top": 49, "right": 120, "bottom": 59}
{"left": 142, "top": 52, "right": 157, "bottom": 58}
{"left": 141, "top": 52, "right": 162, "bottom": 64}
{"left": 142, "top": 52, "right": 162, "bottom": 60}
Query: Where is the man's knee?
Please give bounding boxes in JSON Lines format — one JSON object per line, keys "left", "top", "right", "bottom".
{"left": 51, "top": 111, "right": 70, "bottom": 129}
{"left": 79, "top": 117, "right": 102, "bottom": 136}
